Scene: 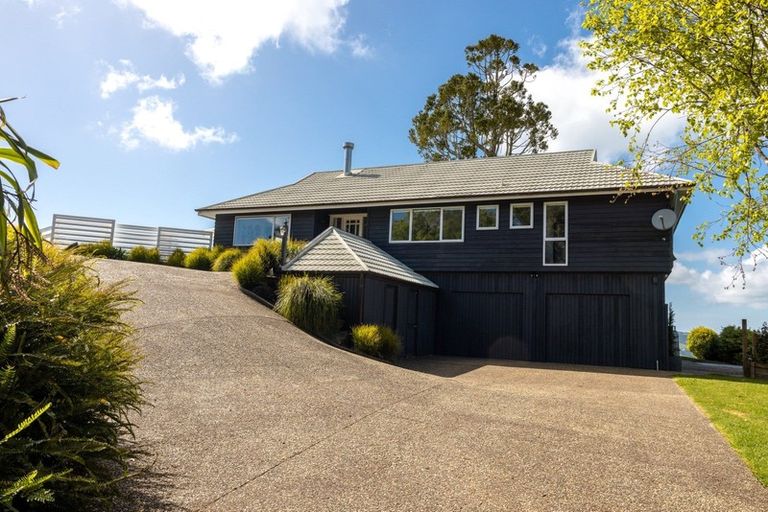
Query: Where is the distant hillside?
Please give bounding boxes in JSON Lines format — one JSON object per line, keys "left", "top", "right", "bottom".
{"left": 677, "top": 331, "right": 692, "bottom": 357}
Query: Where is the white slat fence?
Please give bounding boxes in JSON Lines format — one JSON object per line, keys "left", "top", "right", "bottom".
{"left": 45, "top": 214, "right": 212, "bottom": 258}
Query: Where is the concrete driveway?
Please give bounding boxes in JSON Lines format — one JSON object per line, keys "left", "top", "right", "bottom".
{"left": 97, "top": 260, "right": 767, "bottom": 511}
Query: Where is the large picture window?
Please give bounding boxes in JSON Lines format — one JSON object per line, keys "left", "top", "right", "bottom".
{"left": 543, "top": 202, "right": 567, "bottom": 265}
{"left": 233, "top": 214, "right": 291, "bottom": 246}
{"left": 389, "top": 206, "right": 464, "bottom": 242}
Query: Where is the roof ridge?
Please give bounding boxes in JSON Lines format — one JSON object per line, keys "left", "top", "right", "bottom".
{"left": 196, "top": 172, "right": 319, "bottom": 212}
{"left": 332, "top": 228, "right": 369, "bottom": 272}
{"left": 306, "top": 149, "right": 598, "bottom": 175}
{"left": 281, "top": 226, "right": 333, "bottom": 271}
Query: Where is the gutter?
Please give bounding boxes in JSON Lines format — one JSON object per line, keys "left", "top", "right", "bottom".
{"left": 196, "top": 184, "right": 694, "bottom": 219}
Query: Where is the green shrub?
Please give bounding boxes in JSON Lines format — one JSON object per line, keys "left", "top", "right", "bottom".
{"left": 249, "top": 238, "right": 308, "bottom": 276}
{"left": 757, "top": 323, "right": 768, "bottom": 363}
{"left": 210, "top": 244, "right": 225, "bottom": 260}
{"left": 127, "top": 245, "right": 160, "bottom": 264}
{"left": 274, "top": 275, "right": 342, "bottom": 337}
{"left": 687, "top": 326, "right": 719, "bottom": 360}
{"left": 72, "top": 240, "right": 125, "bottom": 260}
{"left": 287, "top": 239, "right": 308, "bottom": 260}
{"left": 184, "top": 247, "right": 214, "bottom": 270}
{"left": 715, "top": 325, "right": 748, "bottom": 364}
{"left": 212, "top": 248, "right": 243, "bottom": 272}
{"left": 351, "top": 324, "right": 402, "bottom": 360}
{"left": 232, "top": 251, "right": 267, "bottom": 290}
{"left": 0, "top": 247, "right": 144, "bottom": 510}
{"left": 251, "top": 239, "right": 281, "bottom": 276}
{"left": 166, "top": 248, "right": 186, "bottom": 267}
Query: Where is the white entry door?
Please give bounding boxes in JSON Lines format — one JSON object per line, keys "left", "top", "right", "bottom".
{"left": 330, "top": 214, "right": 367, "bottom": 237}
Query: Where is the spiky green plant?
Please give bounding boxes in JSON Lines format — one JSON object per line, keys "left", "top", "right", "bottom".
{"left": 0, "top": 97, "right": 59, "bottom": 290}
{"left": 127, "top": 245, "right": 160, "bottom": 264}
{"left": 165, "top": 248, "right": 186, "bottom": 267}
{"left": 71, "top": 240, "right": 126, "bottom": 260}
{"left": 0, "top": 246, "right": 144, "bottom": 510}
{"left": 231, "top": 251, "right": 266, "bottom": 290}
{"left": 184, "top": 247, "right": 213, "bottom": 270}
{"left": 351, "top": 324, "right": 401, "bottom": 360}
{"left": 274, "top": 275, "right": 342, "bottom": 337}
{"left": 212, "top": 248, "right": 243, "bottom": 272}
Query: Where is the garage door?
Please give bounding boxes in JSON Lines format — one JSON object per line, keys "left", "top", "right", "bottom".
{"left": 440, "top": 291, "right": 525, "bottom": 359}
{"left": 545, "top": 294, "right": 630, "bottom": 367}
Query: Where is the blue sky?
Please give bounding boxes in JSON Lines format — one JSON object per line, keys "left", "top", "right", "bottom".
{"left": 5, "top": 0, "right": 767, "bottom": 331}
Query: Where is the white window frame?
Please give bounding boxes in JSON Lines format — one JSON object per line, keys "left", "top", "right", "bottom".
{"left": 329, "top": 213, "right": 368, "bottom": 236}
{"left": 510, "top": 202, "right": 534, "bottom": 229}
{"left": 542, "top": 201, "right": 568, "bottom": 266}
{"left": 476, "top": 204, "right": 499, "bottom": 230}
{"left": 232, "top": 214, "right": 292, "bottom": 247}
{"left": 388, "top": 206, "right": 464, "bottom": 243}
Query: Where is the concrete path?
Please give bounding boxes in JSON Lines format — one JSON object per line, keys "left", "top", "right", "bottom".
{"left": 97, "top": 260, "right": 767, "bottom": 511}
{"left": 682, "top": 358, "right": 745, "bottom": 377}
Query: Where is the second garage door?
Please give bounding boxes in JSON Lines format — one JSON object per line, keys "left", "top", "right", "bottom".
{"left": 545, "top": 293, "right": 630, "bottom": 367}
{"left": 440, "top": 291, "right": 526, "bottom": 359}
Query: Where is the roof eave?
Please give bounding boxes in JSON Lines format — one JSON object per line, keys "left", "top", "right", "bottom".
{"left": 195, "top": 183, "right": 693, "bottom": 216}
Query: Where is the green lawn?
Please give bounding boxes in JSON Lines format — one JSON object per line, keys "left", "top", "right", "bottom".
{"left": 675, "top": 375, "right": 768, "bottom": 486}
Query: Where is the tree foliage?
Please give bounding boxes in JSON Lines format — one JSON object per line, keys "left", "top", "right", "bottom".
{"left": 582, "top": 1, "right": 768, "bottom": 263}
{"left": 409, "top": 34, "right": 558, "bottom": 161}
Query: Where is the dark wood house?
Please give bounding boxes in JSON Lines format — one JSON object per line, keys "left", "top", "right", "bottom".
{"left": 197, "top": 148, "right": 692, "bottom": 370}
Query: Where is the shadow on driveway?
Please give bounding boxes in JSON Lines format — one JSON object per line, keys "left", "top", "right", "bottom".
{"left": 400, "top": 355, "right": 677, "bottom": 379}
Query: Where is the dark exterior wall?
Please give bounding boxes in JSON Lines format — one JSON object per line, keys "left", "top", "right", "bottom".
{"left": 212, "top": 193, "right": 674, "bottom": 273}
{"left": 366, "top": 194, "right": 675, "bottom": 274}
{"left": 424, "top": 271, "right": 672, "bottom": 370}
{"left": 213, "top": 211, "right": 316, "bottom": 246}
{"left": 291, "top": 272, "right": 436, "bottom": 357}
{"left": 360, "top": 276, "right": 436, "bottom": 356}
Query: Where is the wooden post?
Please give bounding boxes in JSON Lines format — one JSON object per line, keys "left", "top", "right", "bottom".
{"left": 751, "top": 331, "right": 758, "bottom": 379}
{"left": 742, "top": 319, "right": 750, "bottom": 378}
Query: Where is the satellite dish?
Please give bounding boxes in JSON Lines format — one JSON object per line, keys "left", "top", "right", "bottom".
{"left": 652, "top": 209, "right": 677, "bottom": 231}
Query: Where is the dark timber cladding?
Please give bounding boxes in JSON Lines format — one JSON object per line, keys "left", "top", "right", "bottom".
{"left": 365, "top": 194, "right": 676, "bottom": 274}
{"left": 424, "top": 271, "right": 671, "bottom": 370}
{"left": 212, "top": 211, "right": 316, "bottom": 246}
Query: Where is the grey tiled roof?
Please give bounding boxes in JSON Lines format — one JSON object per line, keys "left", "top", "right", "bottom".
{"left": 282, "top": 227, "right": 438, "bottom": 288}
{"left": 198, "top": 150, "right": 691, "bottom": 213}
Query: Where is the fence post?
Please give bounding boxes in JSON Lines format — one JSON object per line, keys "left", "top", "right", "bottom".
{"left": 50, "top": 214, "right": 58, "bottom": 245}
{"left": 742, "top": 319, "right": 750, "bottom": 378}
{"left": 751, "top": 331, "right": 758, "bottom": 378}
{"left": 109, "top": 219, "right": 116, "bottom": 245}
{"left": 156, "top": 227, "right": 163, "bottom": 251}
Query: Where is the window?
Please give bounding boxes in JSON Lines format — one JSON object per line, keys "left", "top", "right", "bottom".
{"left": 476, "top": 205, "right": 499, "bottom": 230}
{"left": 233, "top": 214, "right": 291, "bottom": 246}
{"left": 543, "top": 202, "right": 567, "bottom": 265}
{"left": 330, "top": 214, "right": 367, "bottom": 237}
{"left": 389, "top": 206, "right": 464, "bottom": 242}
{"left": 510, "top": 203, "right": 533, "bottom": 229}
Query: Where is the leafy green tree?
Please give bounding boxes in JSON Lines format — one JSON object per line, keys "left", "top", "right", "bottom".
{"left": 687, "top": 326, "right": 719, "bottom": 360}
{"left": 582, "top": 1, "right": 768, "bottom": 262}
{"left": 409, "top": 34, "right": 558, "bottom": 161}
{"left": 717, "top": 325, "right": 748, "bottom": 365}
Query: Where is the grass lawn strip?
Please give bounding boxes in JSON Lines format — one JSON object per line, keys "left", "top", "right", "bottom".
{"left": 675, "top": 376, "right": 768, "bottom": 486}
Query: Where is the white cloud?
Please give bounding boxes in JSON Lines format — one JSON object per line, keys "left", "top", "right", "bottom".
{"left": 118, "top": 0, "right": 366, "bottom": 83}
{"left": 528, "top": 37, "right": 685, "bottom": 161}
{"left": 100, "top": 60, "right": 185, "bottom": 99}
{"left": 120, "top": 96, "right": 237, "bottom": 151}
{"left": 668, "top": 247, "right": 768, "bottom": 308}
{"left": 527, "top": 35, "right": 547, "bottom": 58}
{"left": 348, "top": 34, "right": 372, "bottom": 58}
{"left": 52, "top": 4, "right": 80, "bottom": 27}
